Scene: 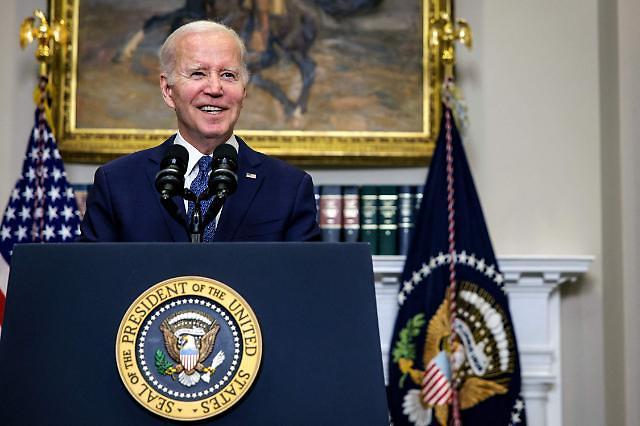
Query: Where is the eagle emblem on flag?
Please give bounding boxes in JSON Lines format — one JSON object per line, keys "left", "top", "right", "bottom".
{"left": 393, "top": 282, "right": 515, "bottom": 425}
{"left": 158, "top": 310, "right": 223, "bottom": 387}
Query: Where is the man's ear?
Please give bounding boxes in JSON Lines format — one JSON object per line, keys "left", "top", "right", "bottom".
{"left": 160, "top": 74, "right": 175, "bottom": 109}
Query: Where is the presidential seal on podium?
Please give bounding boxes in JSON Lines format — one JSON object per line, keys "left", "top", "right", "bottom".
{"left": 116, "top": 276, "right": 262, "bottom": 421}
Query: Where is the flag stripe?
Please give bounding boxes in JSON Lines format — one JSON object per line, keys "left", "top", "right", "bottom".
{"left": 0, "top": 259, "right": 7, "bottom": 333}
{"left": 424, "top": 377, "right": 448, "bottom": 401}
{"left": 430, "top": 382, "right": 451, "bottom": 404}
{"left": 423, "top": 363, "right": 439, "bottom": 382}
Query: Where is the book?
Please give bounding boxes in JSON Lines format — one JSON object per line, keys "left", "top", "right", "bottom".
{"left": 397, "top": 185, "right": 414, "bottom": 256}
{"left": 414, "top": 184, "right": 424, "bottom": 217}
{"left": 313, "top": 185, "right": 321, "bottom": 224}
{"left": 359, "top": 186, "right": 379, "bottom": 254}
{"left": 342, "top": 186, "right": 360, "bottom": 243}
{"left": 319, "top": 185, "right": 342, "bottom": 242}
{"left": 378, "top": 186, "right": 398, "bottom": 255}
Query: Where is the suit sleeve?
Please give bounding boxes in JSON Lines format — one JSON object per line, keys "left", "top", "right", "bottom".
{"left": 284, "top": 172, "right": 321, "bottom": 242}
{"left": 77, "top": 166, "right": 119, "bottom": 242}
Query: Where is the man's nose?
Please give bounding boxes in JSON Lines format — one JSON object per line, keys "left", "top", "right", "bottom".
{"left": 204, "top": 75, "right": 223, "bottom": 96}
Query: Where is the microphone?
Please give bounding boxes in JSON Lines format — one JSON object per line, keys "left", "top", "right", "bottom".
{"left": 201, "top": 144, "right": 238, "bottom": 230}
{"left": 155, "top": 144, "right": 189, "bottom": 200}
{"left": 208, "top": 144, "right": 238, "bottom": 198}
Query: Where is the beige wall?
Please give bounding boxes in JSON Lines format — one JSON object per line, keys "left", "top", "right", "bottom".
{"left": 1, "top": 0, "right": 638, "bottom": 424}
{"left": 617, "top": 0, "right": 640, "bottom": 422}
{"left": 0, "top": 0, "right": 44, "bottom": 205}
{"left": 457, "top": 0, "right": 639, "bottom": 424}
{"left": 599, "top": 0, "right": 625, "bottom": 423}
{"left": 457, "top": 0, "right": 605, "bottom": 424}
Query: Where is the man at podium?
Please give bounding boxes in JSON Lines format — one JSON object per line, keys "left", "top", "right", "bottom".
{"left": 79, "top": 21, "right": 320, "bottom": 243}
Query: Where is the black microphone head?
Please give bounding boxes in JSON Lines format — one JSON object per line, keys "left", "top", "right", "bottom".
{"left": 155, "top": 144, "right": 189, "bottom": 200}
{"left": 161, "top": 144, "right": 189, "bottom": 172}
{"left": 209, "top": 144, "right": 238, "bottom": 196}
{"left": 212, "top": 144, "right": 238, "bottom": 168}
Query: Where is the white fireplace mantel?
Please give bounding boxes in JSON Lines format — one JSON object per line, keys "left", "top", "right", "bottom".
{"left": 372, "top": 255, "right": 593, "bottom": 426}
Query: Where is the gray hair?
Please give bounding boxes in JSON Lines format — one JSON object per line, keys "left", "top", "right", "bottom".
{"left": 159, "top": 20, "right": 249, "bottom": 85}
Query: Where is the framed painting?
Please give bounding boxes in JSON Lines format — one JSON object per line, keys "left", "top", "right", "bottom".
{"left": 49, "top": 0, "right": 444, "bottom": 166}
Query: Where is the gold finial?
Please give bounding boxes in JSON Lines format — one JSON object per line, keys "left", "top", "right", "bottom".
{"left": 430, "top": 8, "right": 473, "bottom": 78}
{"left": 20, "top": 9, "right": 68, "bottom": 77}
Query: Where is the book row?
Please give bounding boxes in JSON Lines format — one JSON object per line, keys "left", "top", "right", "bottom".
{"left": 315, "top": 185, "right": 424, "bottom": 256}
{"left": 72, "top": 184, "right": 425, "bottom": 255}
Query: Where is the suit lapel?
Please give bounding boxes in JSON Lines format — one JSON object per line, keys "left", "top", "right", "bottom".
{"left": 144, "top": 135, "right": 190, "bottom": 242}
{"left": 214, "top": 137, "right": 264, "bottom": 241}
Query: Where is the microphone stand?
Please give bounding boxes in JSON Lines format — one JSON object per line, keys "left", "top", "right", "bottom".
{"left": 183, "top": 188, "right": 231, "bottom": 243}
{"left": 183, "top": 188, "right": 205, "bottom": 243}
{"left": 203, "top": 187, "right": 232, "bottom": 230}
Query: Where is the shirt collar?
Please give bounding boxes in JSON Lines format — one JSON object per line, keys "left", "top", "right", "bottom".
{"left": 174, "top": 131, "right": 239, "bottom": 176}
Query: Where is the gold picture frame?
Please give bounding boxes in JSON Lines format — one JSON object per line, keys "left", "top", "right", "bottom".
{"left": 49, "top": 0, "right": 444, "bottom": 166}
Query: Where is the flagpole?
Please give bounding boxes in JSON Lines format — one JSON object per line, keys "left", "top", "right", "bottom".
{"left": 1, "top": 10, "right": 77, "bottom": 331}
{"left": 444, "top": 104, "right": 462, "bottom": 426}
{"left": 430, "top": 3, "right": 473, "bottom": 422}
{"left": 19, "top": 10, "right": 69, "bottom": 243}
{"left": 390, "top": 7, "right": 527, "bottom": 423}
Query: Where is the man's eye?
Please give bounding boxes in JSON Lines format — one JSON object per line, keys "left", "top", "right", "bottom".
{"left": 221, "top": 71, "right": 238, "bottom": 80}
{"left": 191, "top": 71, "right": 205, "bottom": 78}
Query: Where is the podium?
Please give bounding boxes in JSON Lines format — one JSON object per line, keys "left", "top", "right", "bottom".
{"left": 0, "top": 243, "right": 388, "bottom": 425}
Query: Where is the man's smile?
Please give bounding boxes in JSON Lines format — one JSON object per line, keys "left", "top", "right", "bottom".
{"left": 198, "top": 105, "right": 225, "bottom": 114}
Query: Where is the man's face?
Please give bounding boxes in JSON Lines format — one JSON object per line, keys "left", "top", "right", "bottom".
{"left": 160, "top": 31, "right": 246, "bottom": 153}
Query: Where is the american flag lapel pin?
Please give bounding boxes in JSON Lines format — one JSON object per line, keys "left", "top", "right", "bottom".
{"left": 245, "top": 172, "right": 257, "bottom": 179}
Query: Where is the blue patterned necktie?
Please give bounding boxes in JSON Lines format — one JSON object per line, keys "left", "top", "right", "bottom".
{"left": 186, "top": 155, "right": 216, "bottom": 242}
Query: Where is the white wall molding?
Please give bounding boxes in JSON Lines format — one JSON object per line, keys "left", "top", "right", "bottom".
{"left": 373, "top": 255, "right": 593, "bottom": 426}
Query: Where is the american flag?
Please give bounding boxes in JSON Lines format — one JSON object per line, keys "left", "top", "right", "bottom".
{"left": 422, "top": 351, "right": 452, "bottom": 406}
{"left": 0, "top": 78, "right": 81, "bottom": 333}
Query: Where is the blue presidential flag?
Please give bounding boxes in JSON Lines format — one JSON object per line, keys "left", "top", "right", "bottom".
{"left": 388, "top": 105, "right": 526, "bottom": 426}
{"left": 0, "top": 77, "right": 82, "bottom": 330}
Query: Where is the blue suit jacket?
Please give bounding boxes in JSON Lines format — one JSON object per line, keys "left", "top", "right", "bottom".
{"left": 80, "top": 136, "right": 321, "bottom": 242}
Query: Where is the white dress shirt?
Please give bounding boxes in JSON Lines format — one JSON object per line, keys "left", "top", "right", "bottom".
{"left": 173, "top": 131, "right": 239, "bottom": 226}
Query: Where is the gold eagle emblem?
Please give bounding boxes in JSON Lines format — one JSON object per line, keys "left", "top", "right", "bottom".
{"left": 159, "top": 310, "right": 222, "bottom": 387}
{"left": 397, "top": 284, "right": 512, "bottom": 425}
